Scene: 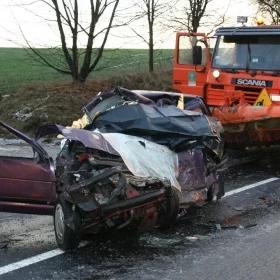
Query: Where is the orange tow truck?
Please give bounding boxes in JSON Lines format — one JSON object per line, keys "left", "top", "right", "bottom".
{"left": 173, "top": 18, "right": 280, "bottom": 146}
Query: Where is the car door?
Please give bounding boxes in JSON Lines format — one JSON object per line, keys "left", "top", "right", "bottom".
{"left": 0, "top": 122, "right": 56, "bottom": 215}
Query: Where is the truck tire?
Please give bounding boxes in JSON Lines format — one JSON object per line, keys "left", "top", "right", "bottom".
{"left": 54, "top": 195, "right": 79, "bottom": 251}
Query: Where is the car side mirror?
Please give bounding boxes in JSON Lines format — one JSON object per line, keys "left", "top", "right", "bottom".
{"left": 192, "top": 45, "right": 202, "bottom": 65}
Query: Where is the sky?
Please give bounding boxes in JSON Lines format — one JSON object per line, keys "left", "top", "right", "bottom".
{"left": 0, "top": 0, "right": 259, "bottom": 49}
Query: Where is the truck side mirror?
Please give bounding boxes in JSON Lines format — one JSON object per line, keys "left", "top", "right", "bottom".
{"left": 192, "top": 45, "right": 202, "bottom": 65}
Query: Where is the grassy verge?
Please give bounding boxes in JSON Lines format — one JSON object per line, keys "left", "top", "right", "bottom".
{"left": 0, "top": 48, "right": 174, "bottom": 136}
{"left": 0, "top": 70, "right": 173, "bottom": 136}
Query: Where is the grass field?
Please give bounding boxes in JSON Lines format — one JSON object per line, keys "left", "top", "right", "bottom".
{"left": 0, "top": 48, "right": 173, "bottom": 93}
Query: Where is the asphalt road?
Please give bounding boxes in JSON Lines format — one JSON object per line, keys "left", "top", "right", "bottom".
{"left": 1, "top": 145, "right": 280, "bottom": 279}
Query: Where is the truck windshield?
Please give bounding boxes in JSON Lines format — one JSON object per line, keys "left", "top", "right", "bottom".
{"left": 213, "top": 35, "right": 280, "bottom": 71}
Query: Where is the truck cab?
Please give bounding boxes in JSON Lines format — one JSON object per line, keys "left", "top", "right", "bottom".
{"left": 173, "top": 26, "right": 280, "bottom": 107}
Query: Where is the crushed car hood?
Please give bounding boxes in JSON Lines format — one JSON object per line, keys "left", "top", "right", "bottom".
{"left": 102, "top": 133, "right": 181, "bottom": 190}
{"left": 37, "top": 124, "right": 181, "bottom": 190}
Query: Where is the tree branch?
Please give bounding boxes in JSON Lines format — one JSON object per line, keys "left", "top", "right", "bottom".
{"left": 89, "top": 0, "right": 120, "bottom": 73}
{"left": 51, "top": 0, "right": 74, "bottom": 74}
{"left": 19, "top": 25, "right": 71, "bottom": 74}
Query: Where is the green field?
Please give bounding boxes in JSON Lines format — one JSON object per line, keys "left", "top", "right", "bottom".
{"left": 0, "top": 48, "right": 173, "bottom": 93}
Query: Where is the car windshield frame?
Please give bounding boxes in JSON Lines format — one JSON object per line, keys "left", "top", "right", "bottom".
{"left": 212, "top": 35, "right": 280, "bottom": 72}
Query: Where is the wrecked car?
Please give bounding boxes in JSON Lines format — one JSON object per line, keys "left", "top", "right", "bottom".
{"left": 0, "top": 88, "right": 224, "bottom": 251}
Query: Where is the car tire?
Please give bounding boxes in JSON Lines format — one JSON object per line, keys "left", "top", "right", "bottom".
{"left": 54, "top": 195, "right": 79, "bottom": 251}
{"left": 207, "top": 183, "right": 216, "bottom": 201}
{"left": 159, "top": 187, "right": 180, "bottom": 229}
{"left": 207, "top": 179, "right": 225, "bottom": 202}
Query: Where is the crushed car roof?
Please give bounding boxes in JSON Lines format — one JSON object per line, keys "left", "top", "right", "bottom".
{"left": 82, "top": 87, "right": 219, "bottom": 150}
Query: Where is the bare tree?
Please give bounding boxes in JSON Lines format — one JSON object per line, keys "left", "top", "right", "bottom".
{"left": 169, "top": 0, "right": 228, "bottom": 36}
{"left": 19, "top": 0, "right": 120, "bottom": 83}
{"left": 185, "top": 0, "right": 211, "bottom": 33}
{"left": 130, "top": 0, "right": 171, "bottom": 72}
{"left": 256, "top": 0, "right": 280, "bottom": 24}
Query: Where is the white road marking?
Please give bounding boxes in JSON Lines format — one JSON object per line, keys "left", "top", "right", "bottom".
{"left": 0, "top": 177, "right": 279, "bottom": 276}
{"left": 223, "top": 177, "right": 279, "bottom": 198}
{"left": 0, "top": 241, "right": 88, "bottom": 276}
{"left": 0, "top": 249, "right": 64, "bottom": 276}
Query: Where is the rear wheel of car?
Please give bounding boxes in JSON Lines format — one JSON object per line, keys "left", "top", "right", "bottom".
{"left": 54, "top": 195, "right": 79, "bottom": 251}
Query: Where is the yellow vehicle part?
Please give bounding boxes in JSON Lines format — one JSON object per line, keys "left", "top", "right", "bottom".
{"left": 254, "top": 88, "right": 272, "bottom": 107}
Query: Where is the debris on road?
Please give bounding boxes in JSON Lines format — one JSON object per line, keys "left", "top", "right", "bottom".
{"left": 215, "top": 224, "right": 222, "bottom": 231}
{"left": 185, "top": 236, "right": 198, "bottom": 241}
{"left": 142, "top": 234, "right": 185, "bottom": 247}
{"left": 0, "top": 241, "right": 9, "bottom": 250}
{"left": 243, "top": 223, "right": 257, "bottom": 229}
{"left": 233, "top": 206, "right": 244, "bottom": 212}
{"left": 259, "top": 196, "right": 274, "bottom": 206}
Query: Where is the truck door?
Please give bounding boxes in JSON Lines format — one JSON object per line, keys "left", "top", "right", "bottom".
{"left": 173, "top": 33, "right": 210, "bottom": 98}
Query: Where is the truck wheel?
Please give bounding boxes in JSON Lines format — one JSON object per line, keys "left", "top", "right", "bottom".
{"left": 54, "top": 195, "right": 79, "bottom": 251}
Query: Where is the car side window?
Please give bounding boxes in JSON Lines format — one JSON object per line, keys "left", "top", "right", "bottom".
{"left": 0, "top": 128, "right": 36, "bottom": 159}
{"left": 0, "top": 142, "right": 36, "bottom": 159}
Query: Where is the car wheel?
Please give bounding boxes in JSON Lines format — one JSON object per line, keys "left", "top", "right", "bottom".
{"left": 207, "top": 184, "right": 216, "bottom": 201}
{"left": 207, "top": 180, "right": 225, "bottom": 201}
{"left": 159, "top": 187, "right": 180, "bottom": 229}
{"left": 54, "top": 195, "right": 79, "bottom": 251}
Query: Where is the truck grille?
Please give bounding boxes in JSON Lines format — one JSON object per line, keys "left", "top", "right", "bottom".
{"left": 235, "top": 86, "right": 262, "bottom": 104}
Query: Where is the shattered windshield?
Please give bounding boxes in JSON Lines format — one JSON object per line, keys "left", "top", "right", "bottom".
{"left": 213, "top": 35, "right": 280, "bottom": 71}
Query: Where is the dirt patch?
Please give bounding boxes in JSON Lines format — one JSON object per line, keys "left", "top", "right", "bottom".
{"left": 0, "top": 70, "right": 172, "bottom": 136}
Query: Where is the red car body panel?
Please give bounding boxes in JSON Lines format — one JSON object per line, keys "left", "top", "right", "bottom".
{"left": 0, "top": 201, "right": 54, "bottom": 215}
{"left": 0, "top": 121, "right": 56, "bottom": 215}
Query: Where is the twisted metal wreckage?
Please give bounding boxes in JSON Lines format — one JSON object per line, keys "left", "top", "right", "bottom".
{"left": 0, "top": 87, "right": 224, "bottom": 250}
{"left": 37, "top": 87, "right": 224, "bottom": 249}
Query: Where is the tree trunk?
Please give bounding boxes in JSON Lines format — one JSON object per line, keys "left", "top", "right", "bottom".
{"left": 78, "top": 71, "right": 89, "bottom": 83}
{"left": 71, "top": 75, "right": 85, "bottom": 84}
{"left": 24, "top": 0, "right": 120, "bottom": 85}
{"left": 148, "top": 23, "right": 154, "bottom": 72}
